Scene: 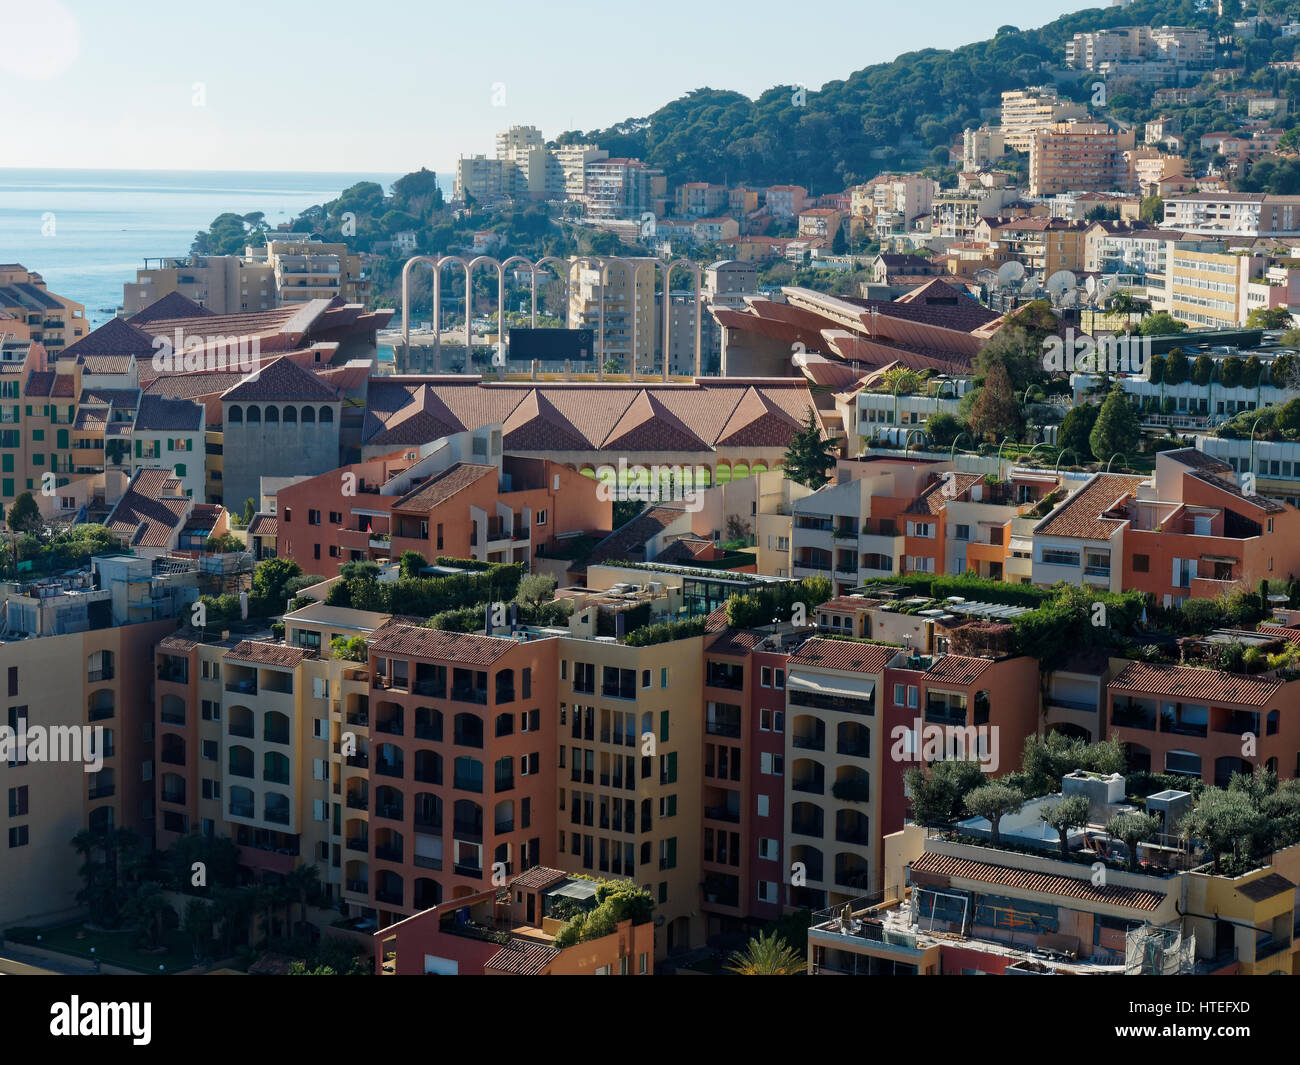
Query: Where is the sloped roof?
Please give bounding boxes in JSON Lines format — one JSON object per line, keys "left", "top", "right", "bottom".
{"left": 222, "top": 356, "right": 339, "bottom": 402}
{"left": 788, "top": 637, "right": 892, "bottom": 675}
{"left": 104, "top": 468, "right": 190, "bottom": 548}
{"left": 583, "top": 505, "right": 688, "bottom": 570}
{"left": 136, "top": 393, "right": 204, "bottom": 432}
{"left": 363, "top": 378, "right": 819, "bottom": 453}
{"left": 368, "top": 623, "right": 517, "bottom": 665}
{"left": 1035, "top": 473, "right": 1148, "bottom": 541}
{"left": 63, "top": 316, "right": 155, "bottom": 360}
{"left": 128, "top": 291, "right": 215, "bottom": 325}
{"left": 391, "top": 462, "right": 495, "bottom": 511}
{"left": 1109, "top": 660, "right": 1283, "bottom": 707}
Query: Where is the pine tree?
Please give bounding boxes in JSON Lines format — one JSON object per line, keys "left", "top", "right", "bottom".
{"left": 968, "top": 360, "right": 1022, "bottom": 441}
{"left": 1089, "top": 386, "right": 1140, "bottom": 463}
{"left": 1057, "top": 402, "right": 1098, "bottom": 459}
{"left": 782, "top": 409, "right": 838, "bottom": 488}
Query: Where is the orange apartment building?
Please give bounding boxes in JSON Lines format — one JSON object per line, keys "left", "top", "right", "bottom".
{"left": 359, "top": 624, "right": 558, "bottom": 922}
{"left": 1107, "top": 659, "right": 1300, "bottom": 786}
{"left": 1032, "top": 450, "right": 1300, "bottom": 604}
{"left": 274, "top": 448, "right": 609, "bottom": 576}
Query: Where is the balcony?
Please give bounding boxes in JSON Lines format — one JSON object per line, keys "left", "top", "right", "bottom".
{"left": 453, "top": 863, "right": 483, "bottom": 879}
{"left": 346, "top": 836, "right": 369, "bottom": 852}
{"left": 705, "top": 719, "right": 742, "bottom": 739}
{"left": 375, "top": 889, "right": 404, "bottom": 906}
{"left": 374, "top": 845, "right": 403, "bottom": 863}
{"left": 1111, "top": 703, "right": 1157, "bottom": 730}
{"left": 705, "top": 806, "right": 741, "bottom": 824}
{"left": 346, "top": 793, "right": 368, "bottom": 810}
{"left": 88, "top": 784, "right": 116, "bottom": 800}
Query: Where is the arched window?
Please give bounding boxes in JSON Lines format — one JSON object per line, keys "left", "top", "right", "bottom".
{"left": 283, "top": 405, "right": 297, "bottom": 423}
{"left": 319, "top": 406, "right": 334, "bottom": 423}
{"left": 302, "top": 406, "right": 315, "bottom": 423}
{"left": 247, "top": 405, "right": 261, "bottom": 423}
{"left": 265, "top": 405, "right": 279, "bottom": 424}
{"left": 228, "top": 405, "right": 243, "bottom": 423}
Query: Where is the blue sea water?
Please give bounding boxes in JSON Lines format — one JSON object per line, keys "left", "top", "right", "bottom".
{"left": 0, "top": 168, "right": 446, "bottom": 328}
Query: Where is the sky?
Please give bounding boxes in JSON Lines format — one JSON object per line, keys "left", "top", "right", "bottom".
{"left": 1, "top": 0, "right": 1097, "bottom": 175}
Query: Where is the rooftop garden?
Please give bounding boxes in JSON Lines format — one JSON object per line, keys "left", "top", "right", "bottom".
{"left": 551, "top": 881, "right": 654, "bottom": 948}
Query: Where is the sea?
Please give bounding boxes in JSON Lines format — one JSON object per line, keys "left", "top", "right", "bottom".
{"left": 0, "top": 168, "right": 448, "bottom": 330}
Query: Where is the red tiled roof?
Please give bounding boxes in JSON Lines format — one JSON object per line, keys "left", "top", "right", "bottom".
{"left": 485, "top": 941, "right": 561, "bottom": 975}
{"left": 1109, "top": 660, "right": 1283, "bottom": 707}
{"left": 391, "top": 462, "right": 494, "bottom": 512}
{"left": 911, "top": 851, "right": 1164, "bottom": 911}
{"left": 922, "top": 654, "right": 994, "bottom": 685}
{"left": 788, "top": 637, "right": 892, "bottom": 675}
{"left": 706, "top": 629, "right": 762, "bottom": 656}
{"left": 128, "top": 291, "right": 215, "bottom": 325}
{"left": 104, "top": 468, "right": 190, "bottom": 548}
{"left": 1035, "top": 473, "right": 1148, "bottom": 541}
{"left": 222, "top": 355, "right": 339, "bottom": 402}
{"left": 509, "top": 866, "right": 569, "bottom": 891}
{"left": 247, "top": 514, "right": 278, "bottom": 538}
{"left": 368, "top": 623, "right": 518, "bottom": 665}
{"left": 225, "top": 640, "right": 316, "bottom": 667}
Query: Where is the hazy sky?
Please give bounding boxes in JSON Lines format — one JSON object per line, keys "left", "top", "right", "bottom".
{"left": 2, "top": 0, "right": 1096, "bottom": 174}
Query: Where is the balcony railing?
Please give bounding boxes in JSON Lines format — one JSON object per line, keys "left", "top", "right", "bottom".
{"left": 705, "top": 806, "right": 741, "bottom": 824}
{"left": 453, "top": 863, "right": 483, "bottom": 878}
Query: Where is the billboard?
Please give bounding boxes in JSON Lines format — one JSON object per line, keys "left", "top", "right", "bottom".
{"left": 507, "top": 328, "right": 595, "bottom": 362}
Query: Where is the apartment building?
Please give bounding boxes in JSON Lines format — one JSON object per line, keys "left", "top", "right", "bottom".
{"left": 567, "top": 257, "right": 659, "bottom": 367}
{"left": 274, "top": 440, "right": 609, "bottom": 576}
{"left": 1163, "top": 193, "right": 1300, "bottom": 237}
{"left": 784, "top": 637, "right": 890, "bottom": 911}
{"left": 998, "top": 89, "right": 1088, "bottom": 152}
{"left": 764, "top": 186, "right": 809, "bottom": 219}
{"left": 1028, "top": 122, "right": 1137, "bottom": 198}
{"left": 554, "top": 626, "right": 705, "bottom": 958}
{"left": 1030, "top": 451, "right": 1300, "bottom": 605}
{"left": 791, "top": 457, "right": 947, "bottom": 593}
{"left": 675, "top": 183, "right": 728, "bottom": 219}
{"left": 1065, "top": 26, "right": 1213, "bottom": 73}
{"left": 1166, "top": 248, "right": 1260, "bottom": 328}
{"left": 1107, "top": 659, "right": 1300, "bottom": 787}
{"left": 123, "top": 256, "right": 276, "bottom": 316}
{"left": 1, "top": 590, "right": 172, "bottom": 928}
{"left": 962, "top": 127, "right": 1007, "bottom": 170}
{"left": 0, "top": 264, "right": 89, "bottom": 355}
{"left": 811, "top": 810, "right": 1296, "bottom": 975}
{"left": 1127, "top": 149, "right": 1187, "bottom": 196}
{"left": 583, "top": 160, "right": 666, "bottom": 222}
{"left": 255, "top": 239, "right": 366, "bottom": 306}
{"left": 983, "top": 216, "right": 1089, "bottom": 275}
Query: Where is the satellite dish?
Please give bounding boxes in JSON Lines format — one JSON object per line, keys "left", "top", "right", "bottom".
{"left": 1085, "top": 275, "right": 1098, "bottom": 297}
{"left": 997, "top": 261, "right": 1026, "bottom": 285}
{"left": 1046, "top": 270, "right": 1078, "bottom": 298}
{"left": 1020, "top": 278, "right": 1039, "bottom": 296}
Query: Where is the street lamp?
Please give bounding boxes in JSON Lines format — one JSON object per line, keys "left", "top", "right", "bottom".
{"left": 1053, "top": 448, "right": 1079, "bottom": 476}
{"left": 1106, "top": 452, "right": 1128, "bottom": 473}
{"left": 1249, "top": 414, "right": 1266, "bottom": 481}
{"left": 949, "top": 432, "right": 972, "bottom": 464}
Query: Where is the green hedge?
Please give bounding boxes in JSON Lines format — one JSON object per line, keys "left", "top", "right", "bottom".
{"left": 623, "top": 616, "right": 708, "bottom": 646}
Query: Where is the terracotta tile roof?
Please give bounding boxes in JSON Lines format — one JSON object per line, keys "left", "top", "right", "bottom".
{"left": 136, "top": 394, "right": 203, "bottom": 432}
{"left": 1109, "top": 660, "right": 1283, "bottom": 707}
{"left": 362, "top": 379, "right": 818, "bottom": 454}
{"left": 158, "top": 635, "right": 197, "bottom": 654}
{"left": 52, "top": 376, "right": 76, "bottom": 397}
{"left": 921, "top": 654, "right": 994, "bottom": 685}
{"left": 707, "top": 628, "right": 762, "bottom": 656}
{"left": 128, "top": 291, "right": 215, "bottom": 325}
{"left": 369, "top": 623, "right": 518, "bottom": 665}
{"left": 1190, "top": 471, "right": 1287, "bottom": 515}
{"left": 911, "top": 850, "right": 1164, "bottom": 911}
{"left": 1159, "top": 447, "right": 1232, "bottom": 474}
{"left": 485, "top": 941, "right": 561, "bottom": 975}
{"left": 81, "top": 388, "right": 140, "bottom": 409}
{"left": 509, "top": 866, "right": 570, "bottom": 891}
{"left": 104, "top": 468, "right": 190, "bottom": 548}
{"left": 906, "top": 472, "right": 984, "bottom": 515}
{"left": 24, "top": 370, "right": 53, "bottom": 396}
{"left": 1256, "top": 623, "right": 1300, "bottom": 644}
{"left": 73, "top": 405, "right": 109, "bottom": 432}
{"left": 391, "top": 462, "right": 495, "bottom": 512}
{"left": 819, "top": 596, "right": 881, "bottom": 613}
{"left": 222, "top": 356, "right": 339, "bottom": 402}
{"left": 788, "top": 636, "right": 892, "bottom": 675}
{"left": 247, "top": 513, "right": 278, "bottom": 538}
{"left": 583, "top": 505, "right": 688, "bottom": 568}
{"left": 1035, "top": 473, "right": 1148, "bottom": 541}
{"left": 224, "top": 640, "right": 316, "bottom": 667}
{"left": 144, "top": 370, "right": 247, "bottom": 400}
{"left": 77, "top": 354, "right": 136, "bottom": 375}
{"left": 62, "top": 316, "right": 155, "bottom": 360}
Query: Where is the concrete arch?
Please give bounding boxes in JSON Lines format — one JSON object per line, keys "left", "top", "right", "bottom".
{"left": 660, "top": 257, "right": 703, "bottom": 380}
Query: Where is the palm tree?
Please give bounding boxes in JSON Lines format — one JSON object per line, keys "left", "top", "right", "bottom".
{"left": 285, "top": 864, "right": 321, "bottom": 934}
{"left": 725, "top": 930, "right": 804, "bottom": 975}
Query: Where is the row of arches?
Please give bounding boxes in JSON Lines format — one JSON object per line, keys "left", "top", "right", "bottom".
{"left": 227, "top": 404, "right": 334, "bottom": 425}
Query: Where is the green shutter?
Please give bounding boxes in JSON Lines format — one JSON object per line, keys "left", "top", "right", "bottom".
{"left": 57, "top": 430, "right": 68, "bottom": 449}
{"left": 660, "top": 710, "right": 669, "bottom": 743}
{"left": 135, "top": 439, "right": 142, "bottom": 458}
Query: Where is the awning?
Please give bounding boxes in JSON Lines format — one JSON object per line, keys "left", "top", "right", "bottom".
{"left": 1009, "top": 537, "right": 1033, "bottom": 552}
{"left": 787, "top": 672, "right": 876, "bottom": 701}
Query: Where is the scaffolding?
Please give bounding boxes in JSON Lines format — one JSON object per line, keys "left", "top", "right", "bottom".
{"left": 1124, "top": 923, "right": 1196, "bottom": 975}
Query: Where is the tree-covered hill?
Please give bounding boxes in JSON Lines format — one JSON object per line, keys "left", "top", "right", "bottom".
{"left": 555, "top": 0, "right": 1289, "bottom": 191}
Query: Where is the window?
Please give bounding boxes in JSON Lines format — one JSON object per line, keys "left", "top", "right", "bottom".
{"left": 536, "top": 509, "right": 547, "bottom": 526}
{"left": 757, "top": 794, "right": 770, "bottom": 817}
{"left": 8, "top": 785, "right": 27, "bottom": 817}
{"left": 760, "top": 666, "right": 772, "bottom": 688}
{"left": 775, "top": 669, "right": 784, "bottom": 690}
{"left": 760, "top": 752, "right": 784, "bottom": 775}
{"left": 202, "top": 740, "right": 217, "bottom": 761}
{"left": 1133, "top": 554, "right": 1150, "bottom": 573}
{"left": 9, "top": 825, "right": 28, "bottom": 848}
{"left": 660, "top": 668, "right": 668, "bottom": 688}
{"left": 759, "top": 837, "right": 778, "bottom": 861}
{"left": 757, "top": 881, "right": 777, "bottom": 903}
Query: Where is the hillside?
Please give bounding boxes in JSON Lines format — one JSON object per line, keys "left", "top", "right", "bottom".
{"left": 555, "top": 0, "right": 1296, "bottom": 191}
